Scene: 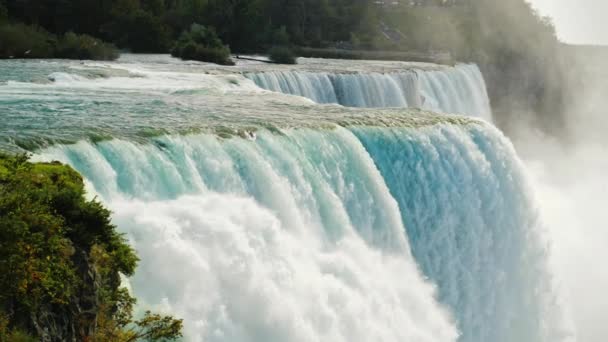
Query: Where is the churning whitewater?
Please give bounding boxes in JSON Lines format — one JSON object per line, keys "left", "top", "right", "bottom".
{"left": 39, "top": 129, "right": 459, "bottom": 342}
{"left": 0, "top": 55, "right": 569, "bottom": 341}
{"left": 37, "top": 125, "right": 564, "bottom": 342}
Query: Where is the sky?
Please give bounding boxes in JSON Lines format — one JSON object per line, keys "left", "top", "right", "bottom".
{"left": 528, "top": 0, "right": 608, "bottom": 45}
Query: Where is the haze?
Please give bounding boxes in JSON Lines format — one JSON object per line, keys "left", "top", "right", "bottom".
{"left": 530, "top": 0, "right": 608, "bottom": 45}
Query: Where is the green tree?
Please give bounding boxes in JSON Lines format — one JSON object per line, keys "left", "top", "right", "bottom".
{"left": 120, "top": 10, "right": 172, "bottom": 53}
{"left": 269, "top": 45, "right": 297, "bottom": 64}
{"left": 0, "top": 154, "right": 182, "bottom": 341}
{"left": 272, "top": 26, "right": 290, "bottom": 46}
{"left": 171, "top": 23, "right": 234, "bottom": 65}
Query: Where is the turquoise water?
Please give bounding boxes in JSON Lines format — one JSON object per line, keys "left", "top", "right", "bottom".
{"left": 1, "top": 55, "right": 571, "bottom": 341}
{"left": 0, "top": 57, "right": 475, "bottom": 151}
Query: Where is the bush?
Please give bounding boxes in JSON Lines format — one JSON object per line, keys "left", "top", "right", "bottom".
{"left": 0, "top": 23, "right": 55, "bottom": 58}
{"left": 0, "top": 23, "right": 119, "bottom": 60}
{"left": 185, "top": 24, "right": 224, "bottom": 49}
{"left": 184, "top": 45, "right": 233, "bottom": 65}
{"left": 56, "top": 32, "right": 119, "bottom": 60}
{"left": 269, "top": 46, "right": 297, "bottom": 64}
{"left": 0, "top": 154, "right": 182, "bottom": 341}
{"left": 171, "top": 23, "right": 234, "bottom": 65}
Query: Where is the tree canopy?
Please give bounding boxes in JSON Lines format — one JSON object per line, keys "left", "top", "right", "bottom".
{"left": 0, "top": 154, "right": 182, "bottom": 341}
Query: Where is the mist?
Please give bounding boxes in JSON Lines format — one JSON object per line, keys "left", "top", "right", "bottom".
{"left": 510, "top": 46, "right": 608, "bottom": 342}
{"left": 529, "top": 0, "right": 608, "bottom": 45}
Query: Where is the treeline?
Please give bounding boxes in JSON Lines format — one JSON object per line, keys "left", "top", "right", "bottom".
{"left": 0, "top": 0, "right": 374, "bottom": 63}
{"left": 0, "top": 0, "right": 558, "bottom": 58}
{"left": 0, "top": 23, "right": 118, "bottom": 60}
{"left": 0, "top": 0, "right": 375, "bottom": 53}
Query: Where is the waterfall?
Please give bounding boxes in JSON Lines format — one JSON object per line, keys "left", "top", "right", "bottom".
{"left": 4, "top": 55, "right": 571, "bottom": 341}
{"left": 246, "top": 64, "right": 492, "bottom": 122}
{"left": 39, "top": 128, "right": 457, "bottom": 342}
{"left": 37, "top": 123, "right": 565, "bottom": 341}
{"left": 353, "top": 125, "right": 567, "bottom": 342}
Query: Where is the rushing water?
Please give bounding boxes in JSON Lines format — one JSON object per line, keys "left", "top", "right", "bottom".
{"left": 0, "top": 55, "right": 570, "bottom": 341}
{"left": 246, "top": 64, "right": 492, "bottom": 121}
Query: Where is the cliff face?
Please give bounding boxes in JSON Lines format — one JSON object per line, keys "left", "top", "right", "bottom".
{"left": 0, "top": 155, "right": 138, "bottom": 341}
{"left": 28, "top": 250, "right": 100, "bottom": 342}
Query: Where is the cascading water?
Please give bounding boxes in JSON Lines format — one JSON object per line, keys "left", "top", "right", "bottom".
{"left": 1, "top": 56, "right": 571, "bottom": 341}
{"left": 38, "top": 128, "right": 460, "bottom": 342}
{"left": 36, "top": 123, "right": 567, "bottom": 342}
{"left": 246, "top": 64, "right": 492, "bottom": 122}
{"left": 353, "top": 125, "right": 569, "bottom": 342}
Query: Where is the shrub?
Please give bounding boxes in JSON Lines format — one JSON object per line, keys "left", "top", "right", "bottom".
{"left": 186, "top": 24, "right": 224, "bottom": 49}
{"left": 269, "top": 46, "right": 297, "bottom": 64}
{"left": 0, "top": 23, "right": 119, "bottom": 60}
{"left": 56, "top": 32, "right": 119, "bottom": 60}
{"left": 191, "top": 45, "right": 234, "bottom": 65}
{"left": 0, "top": 23, "right": 55, "bottom": 58}
{"left": 0, "top": 154, "right": 181, "bottom": 341}
{"left": 171, "top": 23, "right": 234, "bottom": 65}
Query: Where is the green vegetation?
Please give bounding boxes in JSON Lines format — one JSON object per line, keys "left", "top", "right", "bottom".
{"left": 171, "top": 23, "right": 234, "bottom": 65}
{"left": 267, "top": 26, "right": 297, "bottom": 64}
{"left": 0, "top": 23, "right": 118, "bottom": 60}
{"left": 56, "top": 32, "right": 119, "bottom": 60}
{"left": 0, "top": 23, "right": 55, "bottom": 59}
{"left": 0, "top": 154, "right": 182, "bottom": 341}
{"left": 269, "top": 46, "right": 297, "bottom": 65}
{"left": 0, "top": 0, "right": 559, "bottom": 58}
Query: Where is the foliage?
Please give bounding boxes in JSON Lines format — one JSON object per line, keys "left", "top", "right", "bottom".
{"left": 56, "top": 32, "right": 119, "bottom": 60}
{"left": 272, "top": 26, "right": 291, "bottom": 47}
{"left": 1, "top": 155, "right": 80, "bottom": 312}
{"left": 179, "top": 24, "right": 220, "bottom": 50}
{"left": 0, "top": 23, "right": 55, "bottom": 58}
{"left": 0, "top": 312, "right": 36, "bottom": 342}
{"left": 0, "top": 2, "right": 6, "bottom": 22}
{"left": 0, "top": 0, "right": 556, "bottom": 58}
{"left": 0, "top": 154, "right": 181, "bottom": 341}
{"left": 2, "top": 0, "right": 378, "bottom": 53}
{"left": 171, "top": 23, "right": 234, "bottom": 65}
{"left": 111, "top": 9, "right": 172, "bottom": 53}
{"left": 266, "top": 25, "right": 297, "bottom": 64}
{"left": 269, "top": 46, "right": 297, "bottom": 65}
{"left": 0, "top": 23, "right": 118, "bottom": 60}
{"left": 94, "top": 291, "right": 183, "bottom": 341}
